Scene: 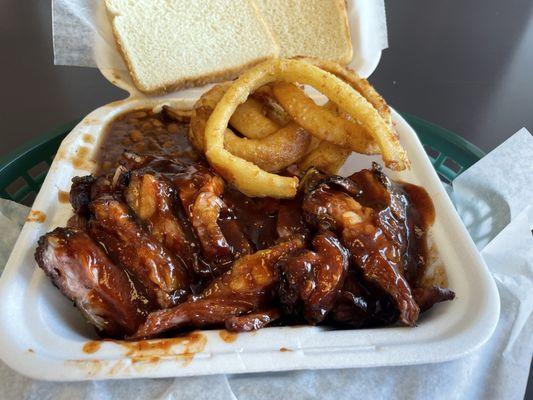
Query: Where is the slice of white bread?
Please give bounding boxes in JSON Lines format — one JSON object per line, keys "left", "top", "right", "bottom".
{"left": 105, "top": 0, "right": 279, "bottom": 94}
{"left": 255, "top": 0, "right": 353, "bottom": 64}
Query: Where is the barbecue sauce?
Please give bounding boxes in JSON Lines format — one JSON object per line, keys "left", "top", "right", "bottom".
{"left": 91, "top": 109, "right": 438, "bottom": 327}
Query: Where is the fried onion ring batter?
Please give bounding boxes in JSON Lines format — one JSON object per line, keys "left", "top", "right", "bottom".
{"left": 272, "top": 83, "right": 379, "bottom": 155}
{"left": 298, "top": 140, "right": 351, "bottom": 175}
{"left": 297, "top": 57, "right": 393, "bottom": 128}
{"left": 190, "top": 85, "right": 312, "bottom": 173}
{"left": 229, "top": 97, "right": 281, "bottom": 139}
{"left": 204, "top": 59, "right": 408, "bottom": 198}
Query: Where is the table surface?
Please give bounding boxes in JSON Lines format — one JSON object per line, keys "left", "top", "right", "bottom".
{"left": 0, "top": 0, "right": 531, "bottom": 397}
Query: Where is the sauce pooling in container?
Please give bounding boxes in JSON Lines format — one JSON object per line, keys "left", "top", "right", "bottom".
{"left": 95, "top": 109, "right": 197, "bottom": 174}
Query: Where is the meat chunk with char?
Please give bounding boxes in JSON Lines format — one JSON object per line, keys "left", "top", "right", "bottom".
{"left": 303, "top": 181, "right": 421, "bottom": 325}
{"left": 122, "top": 153, "right": 252, "bottom": 276}
{"left": 69, "top": 167, "right": 130, "bottom": 217}
{"left": 330, "top": 271, "right": 400, "bottom": 328}
{"left": 277, "top": 230, "right": 349, "bottom": 323}
{"left": 130, "top": 237, "right": 304, "bottom": 339}
{"left": 35, "top": 228, "right": 147, "bottom": 337}
{"left": 413, "top": 286, "right": 455, "bottom": 312}
{"left": 329, "top": 273, "right": 371, "bottom": 328}
{"left": 125, "top": 173, "right": 198, "bottom": 271}
{"left": 69, "top": 176, "right": 95, "bottom": 216}
{"left": 225, "top": 309, "right": 281, "bottom": 332}
{"left": 348, "top": 165, "right": 435, "bottom": 283}
{"left": 89, "top": 196, "right": 191, "bottom": 308}
{"left": 303, "top": 166, "right": 452, "bottom": 326}
{"left": 196, "top": 236, "right": 303, "bottom": 304}
{"left": 174, "top": 164, "right": 252, "bottom": 270}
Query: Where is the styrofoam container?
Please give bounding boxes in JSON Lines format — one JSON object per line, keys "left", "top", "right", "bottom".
{"left": 0, "top": 1, "right": 499, "bottom": 381}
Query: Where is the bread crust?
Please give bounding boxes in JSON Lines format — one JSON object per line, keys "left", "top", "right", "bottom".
{"left": 107, "top": 0, "right": 280, "bottom": 95}
{"left": 333, "top": 0, "right": 353, "bottom": 65}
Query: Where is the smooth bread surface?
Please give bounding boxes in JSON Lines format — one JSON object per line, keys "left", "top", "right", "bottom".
{"left": 256, "top": 0, "right": 353, "bottom": 64}
{"left": 106, "top": 0, "right": 279, "bottom": 93}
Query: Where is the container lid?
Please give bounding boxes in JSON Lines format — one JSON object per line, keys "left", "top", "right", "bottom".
{"left": 95, "top": 0, "right": 388, "bottom": 99}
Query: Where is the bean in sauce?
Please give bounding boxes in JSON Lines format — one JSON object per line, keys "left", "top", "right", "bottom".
{"left": 95, "top": 109, "right": 198, "bottom": 174}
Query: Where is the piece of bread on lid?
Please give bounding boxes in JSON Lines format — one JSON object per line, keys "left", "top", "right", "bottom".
{"left": 105, "top": 0, "right": 279, "bottom": 94}
{"left": 255, "top": 0, "right": 353, "bottom": 64}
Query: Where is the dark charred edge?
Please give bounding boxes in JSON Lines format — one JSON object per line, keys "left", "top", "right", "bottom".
{"left": 316, "top": 175, "right": 363, "bottom": 198}
{"left": 413, "top": 286, "right": 456, "bottom": 312}
{"left": 276, "top": 247, "right": 309, "bottom": 319}
{"left": 300, "top": 167, "right": 363, "bottom": 198}
{"left": 69, "top": 176, "right": 96, "bottom": 216}
{"left": 330, "top": 267, "right": 403, "bottom": 329}
{"left": 299, "top": 168, "right": 327, "bottom": 193}
{"left": 370, "top": 162, "right": 392, "bottom": 189}
{"left": 34, "top": 231, "right": 52, "bottom": 275}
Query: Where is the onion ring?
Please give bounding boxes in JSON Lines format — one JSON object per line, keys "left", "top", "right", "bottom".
{"left": 251, "top": 85, "right": 292, "bottom": 127}
{"left": 272, "top": 83, "right": 379, "bottom": 155}
{"left": 204, "top": 59, "right": 408, "bottom": 198}
{"left": 297, "top": 57, "right": 393, "bottom": 128}
{"left": 225, "top": 122, "right": 311, "bottom": 172}
{"left": 298, "top": 140, "right": 351, "bottom": 175}
{"left": 190, "top": 84, "right": 312, "bottom": 173}
{"left": 229, "top": 97, "right": 280, "bottom": 139}
{"left": 297, "top": 103, "right": 353, "bottom": 175}
{"left": 189, "top": 83, "right": 229, "bottom": 151}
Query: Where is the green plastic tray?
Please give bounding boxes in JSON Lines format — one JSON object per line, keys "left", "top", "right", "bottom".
{"left": 0, "top": 113, "right": 485, "bottom": 207}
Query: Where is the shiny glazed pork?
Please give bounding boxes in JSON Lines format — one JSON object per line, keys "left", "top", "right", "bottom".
{"left": 34, "top": 112, "right": 454, "bottom": 340}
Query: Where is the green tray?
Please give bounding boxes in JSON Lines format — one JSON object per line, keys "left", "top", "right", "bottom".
{"left": 0, "top": 113, "right": 485, "bottom": 207}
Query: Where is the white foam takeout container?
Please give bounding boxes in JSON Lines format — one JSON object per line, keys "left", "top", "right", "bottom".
{"left": 0, "top": 1, "right": 499, "bottom": 381}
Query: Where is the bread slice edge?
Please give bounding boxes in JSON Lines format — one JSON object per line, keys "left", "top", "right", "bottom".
{"left": 329, "top": 0, "right": 353, "bottom": 65}
{"left": 106, "top": 0, "right": 280, "bottom": 95}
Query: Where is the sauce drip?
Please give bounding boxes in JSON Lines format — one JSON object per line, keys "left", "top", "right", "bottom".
{"left": 82, "top": 341, "right": 101, "bottom": 354}
{"left": 26, "top": 210, "right": 46, "bottom": 223}
{"left": 72, "top": 146, "right": 93, "bottom": 169}
{"left": 112, "top": 332, "right": 207, "bottom": 366}
{"left": 58, "top": 190, "right": 70, "bottom": 203}
{"left": 219, "top": 330, "right": 238, "bottom": 343}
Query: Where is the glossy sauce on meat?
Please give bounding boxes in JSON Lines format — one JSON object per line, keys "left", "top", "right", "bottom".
{"left": 348, "top": 168, "right": 435, "bottom": 285}
{"left": 221, "top": 188, "right": 281, "bottom": 251}
{"left": 34, "top": 108, "right": 453, "bottom": 339}
{"left": 95, "top": 109, "right": 286, "bottom": 271}
{"left": 96, "top": 109, "right": 302, "bottom": 256}
{"left": 301, "top": 167, "right": 438, "bottom": 326}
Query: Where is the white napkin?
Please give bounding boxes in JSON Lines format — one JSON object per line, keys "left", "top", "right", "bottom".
{"left": 453, "top": 128, "right": 533, "bottom": 249}
{"left": 0, "top": 129, "right": 531, "bottom": 399}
